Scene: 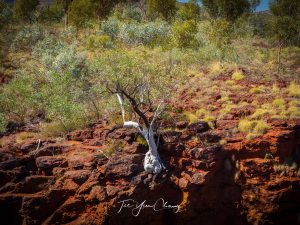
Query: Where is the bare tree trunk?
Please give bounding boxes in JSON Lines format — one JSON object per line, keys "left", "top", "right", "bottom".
{"left": 64, "top": 11, "right": 69, "bottom": 28}
{"left": 142, "top": 127, "right": 164, "bottom": 173}
{"left": 277, "top": 42, "right": 283, "bottom": 74}
{"left": 117, "top": 93, "right": 165, "bottom": 174}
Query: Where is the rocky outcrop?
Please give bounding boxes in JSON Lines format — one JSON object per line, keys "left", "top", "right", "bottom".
{"left": 0, "top": 119, "right": 299, "bottom": 225}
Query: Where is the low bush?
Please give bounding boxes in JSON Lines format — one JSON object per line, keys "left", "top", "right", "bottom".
{"left": 0, "top": 71, "right": 40, "bottom": 124}
{"left": 250, "top": 85, "right": 268, "bottom": 94}
{"left": 0, "top": 112, "right": 7, "bottom": 133}
{"left": 86, "top": 34, "right": 113, "bottom": 50}
{"left": 11, "top": 24, "right": 45, "bottom": 51}
{"left": 272, "top": 98, "right": 285, "bottom": 108}
{"left": 238, "top": 119, "right": 256, "bottom": 133}
{"left": 100, "top": 18, "right": 120, "bottom": 40}
{"left": 119, "top": 20, "right": 171, "bottom": 46}
{"left": 173, "top": 20, "right": 197, "bottom": 48}
{"left": 238, "top": 119, "right": 270, "bottom": 139}
{"left": 232, "top": 71, "right": 244, "bottom": 81}
{"left": 122, "top": 5, "right": 143, "bottom": 22}
{"left": 287, "top": 106, "right": 300, "bottom": 118}
{"left": 288, "top": 82, "right": 300, "bottom": 97}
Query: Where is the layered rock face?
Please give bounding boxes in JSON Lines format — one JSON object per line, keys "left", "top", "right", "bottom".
{"left": 0, "top": 119, "right": 299, "bottom": 225}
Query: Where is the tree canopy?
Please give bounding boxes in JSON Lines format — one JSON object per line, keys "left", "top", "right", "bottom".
{"left": 146, "top": 0, "right": 177, "bottom": 21}
{"left": 202, "top": 0, "right": 252, "bottom": 21}
{"left": 269, "top": 0, "right": 300, "bottom": 46}
{"left": 13, "top": 0, "right": 39, "bottom": 22}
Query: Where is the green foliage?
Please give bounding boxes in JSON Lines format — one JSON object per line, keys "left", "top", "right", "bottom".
{"left": 0, "top": 0, "right": 12, "bottom": 30}
{"left": 146, "top": 0, "right": 177, "bottom": 21}
{"left": 13, "top": 0, "right": 39, "bottom": 22}
{"left": 173, "top": 20, "right": 198, "bottom": 48}
{"left": 250, "top": 85, "right": 268, "bottom": 94}
{"left": 248, "top": 13, "right": 271, "bottom": 37}
{"left": 232, "top": 71, "right": 244, "bottom": 80}
{"left": 119, "top": 20, "right": 171, "bottom": 46}
{"left": 269, "top": 0, "right": 300, "bottom": 46}
{"left": 11, "top": 24, "right": 45, "bottom": 51}
{"left": 32, "top": 34, "right": 65, "bottom": 67}
{"left": 136, "top": 135, "right": 148, "bottom": 146}
{"left": 195, "top": 20, "right": 211, "bottom": 47}
{"left": 33, "top": 38, "right": 86, "bottom": 77}
{"left": 86, "top": 34, "right": 113, "bottom": 50}
{"left": 0, "top": 71, "right": 40, "bottom": 123}
{"left": 36, "top": 3, "right": 64, "bottom": 23}
{"left": 202, "top": 0, "right": 251, "bottom": 21}
{"left": 272, "top": 98, "right": 285, "bottom": 107}
{"left": 92, "top": 0, "right": 119, "bottom": 19}
{"left": 100, "top": 17, "right": 120, "bottom": 40}
{"left": 233, "top": 16, "right": 255, "bottom": 39}
{"left": 122, "top": 5, "right": 144, "bottom": 22}
{"left": 0, "top": 112, "right": 7, "bottom": 133}
{"left": 90, "top": 49, "right": 179, "bottom": 114}
{"left": 238, "top": 119, "right": 256, "bottom": 133}
{"left": 68, "top": 0, "right": 94, "bottom": 29}
{"left": 288, "top": 82, "right": 300, "bottom": 97}
{"left": 209, "top": 19, "right": 232, "bottom": 48}
{"left": 238, "top": 119, "right": 270, "bottom": 138}
{"left": 178, "top": 0, "right": 199, "bottom": 21}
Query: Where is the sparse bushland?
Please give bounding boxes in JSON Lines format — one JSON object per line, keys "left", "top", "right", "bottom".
{"left": 0, "top": 0, "right": 299, "bottom": 141}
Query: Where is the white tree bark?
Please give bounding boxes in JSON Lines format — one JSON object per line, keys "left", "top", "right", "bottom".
{"left": 117, "top": 94, "right": 164, "bottom": 174}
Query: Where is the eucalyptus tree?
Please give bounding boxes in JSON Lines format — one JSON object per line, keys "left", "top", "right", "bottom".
{"left": 13, "top": 0, "right": 39, "bottom": 23}
{"left": 91, "top": 51, "right": 180, "bottom": 173}
{"left": 57, "top": 0, "right": 73, "bottom": 27}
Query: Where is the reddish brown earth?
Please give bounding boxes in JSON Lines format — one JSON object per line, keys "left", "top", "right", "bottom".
{"left": 0, "top": 117, "right": 299, "bottom": 225}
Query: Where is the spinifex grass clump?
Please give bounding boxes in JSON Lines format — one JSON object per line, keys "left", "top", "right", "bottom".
{"left": 238, "top": 119, "right": 270, "bottom": 139}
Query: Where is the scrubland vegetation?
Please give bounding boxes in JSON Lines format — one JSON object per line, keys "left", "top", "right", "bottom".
{"left": 0, "top": 0, "right": 299, "bottom": 139}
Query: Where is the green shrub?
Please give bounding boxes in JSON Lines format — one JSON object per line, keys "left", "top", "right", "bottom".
{"left": 178, "top": 0, "right": 199, "bottom": 21}
{"left": 100, "top": 18, "right": 120, "bottom": 39}
{"left": 119, "top": 20, "right": 171, "bottom": 46}
{"left": 288, "top": 82, "right": 300, "bottom": 97}
{"left": 136, "top": 135, "right": 148, "bottom": 146}
{"left": 13, "top": 0, "right": 39, "bottom": 22}
{"left": 195, "top": 21, "right": 211, "bottom": 47}
{"left": 51, "top": 45, "right": 87, "bottom": 78}
{"left": 68, "top": 0, "right": 94, "bottom": 29}
{"left": 32, "top": 34, "right": 65, "bottom": 67}
{"left": 253, "top": 120, "right": 270, "bottom": 134}
{"left": 287, "top": 106, "right": 300, "bottom": 118}
{"left": 173, "top": 20, "right": 197, "bottom": 48}
{"left": 238, "top": 119, "right": 256, "bottom": 133}
{"left": 232, "top": 71, "right": 244, "bottom": 81}
{"left": 0, "top": 71, "right": 40, "bottom": 123}
{"left": 233, "top": 16, "right": 254, "bottom": 39}
{"left": 272, "top": 98, "right": 285, "bottom": 107}
{"left": 209, "top": 19, "right": 232, "bottom": 49}
{"left": 0, "top": 112, "right": 7, "bottom": 133}
{"left": 251, "top": 108, "right": 272, "bottom": 119}
{"left": 11, "top": 24, "right": 45, "bottom": 51}
{"left": 86, "top": 35, "right": 113, "bottom": 50}
{"left": 0, "top": 0, "right": 12, "bottom": 30}
{"left": 122, "top": 5, "right": 143, "bottom": 22}
{"left": 183, "top": 111, "right": 198, "bottom": 123}
{"left": 36, "top": 4, "right": 64, "bottom": 23}
{"left": 250, "top": 85, "right": 268, "bottom": 94}
{"left": 238, "top": 119, "right": 270, "bottom": 139}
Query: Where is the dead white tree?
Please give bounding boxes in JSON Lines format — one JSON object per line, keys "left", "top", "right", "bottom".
{"left": 115, "top": 88, "right": 166, "bottom": 173}
{"left": 94, "top": 52, "right": 178, "bottom": 174}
